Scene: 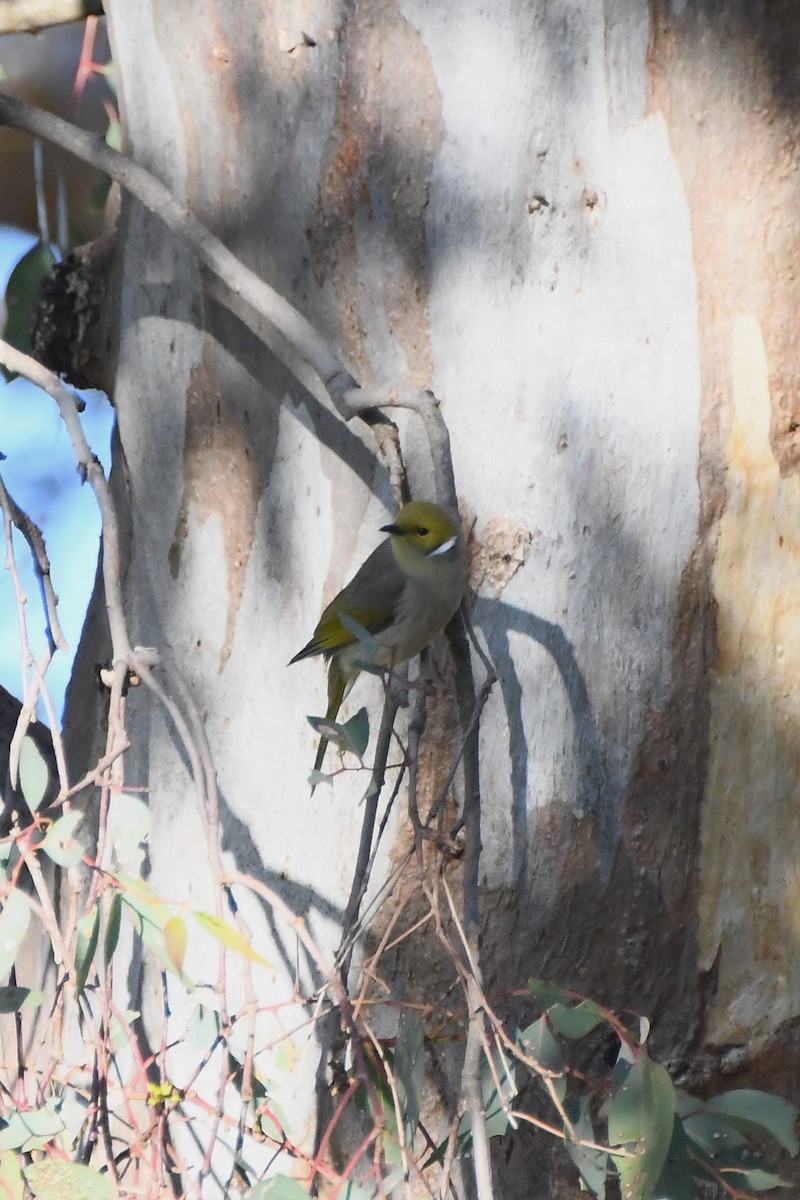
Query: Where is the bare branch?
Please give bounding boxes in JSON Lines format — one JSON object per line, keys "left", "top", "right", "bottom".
{"left": 342, "top": 387, "right": 458, "bottom": 514}
{"left": 0, "top": 472, "right": 66, "bottom": 656}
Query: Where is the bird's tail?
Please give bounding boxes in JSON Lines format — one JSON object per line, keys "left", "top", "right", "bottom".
{"left": 310, "top": 659, "right": 348, "bottom": 788}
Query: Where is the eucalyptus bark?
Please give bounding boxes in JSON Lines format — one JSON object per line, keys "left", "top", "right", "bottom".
{"left": 45, "top": 0, "right": 800, "bottom": 1193}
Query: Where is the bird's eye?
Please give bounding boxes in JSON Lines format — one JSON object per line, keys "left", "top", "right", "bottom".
{"left": 416, "top": 526, "right": 428, "bottom": 536}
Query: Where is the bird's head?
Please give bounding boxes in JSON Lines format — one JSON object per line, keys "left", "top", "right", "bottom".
{"left": 381, "top": 501, "right": 460, "bottom": 559}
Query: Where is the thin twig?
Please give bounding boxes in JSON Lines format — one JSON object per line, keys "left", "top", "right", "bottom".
{"left": 336, "top": 689, "right": 402, "bottom": 984}
{"left": 0, "top": 471, "right": 67, "bottom": 654}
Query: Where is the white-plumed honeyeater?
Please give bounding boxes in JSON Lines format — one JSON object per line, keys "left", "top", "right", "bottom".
{"left": 290, "top": 500, "right": 467, "bottom": 777}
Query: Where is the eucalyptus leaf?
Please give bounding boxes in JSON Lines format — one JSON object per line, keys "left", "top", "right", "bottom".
{"left": 41, "top": 810, "right": 85, "bottom": 867}
{"left": 193, "top": 911, "right": 272, "bottom": 968}
{"left": 528, "top": 977, "right": 572, "bottom": 1009}
{"left": 75, "top": 906, "right": 100, "bottom": 996}
{"left": 652, "top": 1116, "right": 700, "bottom": 1200}
{"left": 0, "top": 1107, "right": 64, "bottom": 1152}
{"left": 24, "top": 1159, "right": 111, "bottom": 1200}
{"left": 547, "top": 999, "right": 606, "bottom": 1040}
{"left": 723, "top": 1167, "right": 794, "bottom": 1191}
{"left": 339, "top": 707, "right": 370, "bottom": 759}
{"left": 340, "top": 614, "right": 379, "bottom": 655}
{"left": 116, "top": 874, "right": 170, "bottom": 931}
{"left": 0, "top": 1150, "right": 23, "bottom": 1200}
{"left": 564, "top": 1095, "right": 607, "bottom": 1199}
{"left": 244, "top": 1178, "right": 310, "bottom": 1200}
{"left": 702, "top": 1090, "right": 799, "bottom": 1155}
{"left": 394, "top": 1008, "right": 425, "bottom": 1152}
{"left": 103, "top": 891, "right": 122, "bottom": 968}
{"left": 108, "top": 793, "right": 150, "bottom": 872}
{"left": 163, "top": 915, "right": 188, "bottom": 975}
{"left": 517, "top": 1015, "right": 565, "bottom": 1099}
{"left": 0, "top": 986, "right": 43, "bottom": 1013}
{"left": 682, "top": 1107, "right": 766, "bottom": 1181}
{"left": 17, "top": 736, "right": 49, "bottom": 812}
{"left": 2, "top": 240, "right": 55, "bottom": 373}
{"left": 0, "top": 889, "right": 30, "bottom": 977}
{"left": 609, "top": 1053, "right": 675, "bottom": 1200}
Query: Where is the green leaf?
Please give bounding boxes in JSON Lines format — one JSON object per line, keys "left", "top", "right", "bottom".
{"left": 395, "top": 1008, "right": 425, "bottom": 1152}
{"left": 0, "top": 1150, "right": 23, "bottom": 1200}
{"left": 340, "top": 614, "right": 379, "bottom": 654}
{"left": 0, "top": 889, "right": 30, "bottom": 977}
{"left": 455, "top": 1041, "right": 518, "bottom": 1156}
{"left": 547, "top": 999, "right": 605, "bottom": 1040}
{"left": 681, "top": 1105, "right": 770, "bottom": 1186}
{"left": 41, "top": 811, "right": 85, "bottom": 867}
{"left": 702, "top": 1090, "right": 799, "bottom": 1156}
{"left": 2, "top": 241, "right": 55, "bottom": 373}
{"left": 24, "top": 1160, "right": 111, "bottom": 1199}
{"left": 75, "top": 906, "right": 100, "bottom": 994}
{"left": 17, "top": 736, "right": 49, "bottom": 812}
{"left": 727, "top": 1167, "right": 793, "bottom": 1192}
{"left": 308, "top": 709, "right": 370, "bottom": 760}
{"left": 517, "top": 1015, "right": 565, "bottom": 1099}
{"left": 652, "top": 1117, "right": 700, "bottom": 1200}
{"left": 0, "top": 986, "right": 43, "bottom": 1013}
{"left": 528, "top": 977, "right": 573, "bottom": 1009}
{"left": 104, "top": 113, "right": 121, "bottom": 152}
{"left": 564, "top": 1095, "right": 607, "bottom": 1199}
{"left": 103, "top": 891, "right": 122, "bottom": 967}
{"left": 0, "top": 1108, "right": 64, "bottom": 1152}
{"left": 244, "top": 1177, "right": 310, "bottom": 1199}
{"left": 107, "top": 1009, "right": 139, "bottom": 1054}
{"left": 424, "top": 1039, "right": 518, "bottom": 1167}
{"left": 187, "top": 993, "right": 221, "bottom": 1052}
{"left": 108, "top": 793, "right": 150, "bottom": 873}
{"left": 193, "top": 912, "right": 272, "bottom": 968}
{"left": 163, "top": 915, "right": 188, "bottom": 975}
{"left": 116, "top": 874, "right": 170, "bottom": 931}
{"left": 339, "top": 707, "right": 370, "bottom": 760}
{"left": 609, "top": 1053, "right": 675, "bottom": 1200}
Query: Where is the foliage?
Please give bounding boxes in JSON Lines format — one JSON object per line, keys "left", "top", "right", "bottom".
{"left": 0, "top": 17, "right": 797, "bottom": 1200}
{"left": 2, "top": 743, "right": 798, "bottom": 1199}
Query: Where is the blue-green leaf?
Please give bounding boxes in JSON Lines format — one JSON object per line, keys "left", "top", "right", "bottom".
{"left": 75, "top": 905, "right": 100, "bottom": 994}
{"left": 548, "top": 999, "right": 605, "bottom": 1039}
{"left": 0, "top": 890, "right": 30, "bottom": 977}
{"left": 17, "top": 736, "right": 49, "bottom": 812}
{"left": 395, "top": 1008, "right": 425, "bottom": 1151}
{"left": 24, "top": 1160, "right": 111, "bottom": 1199}
{"left": 103, "top": 891, "right": 122, "bottom": 968}
{"left": 564, "top": 1095, "right": 607, "bottom": 1199}
{"left": 517, "top": 1015, "right": 565, "bottom": 1099}
{"left": 0, "top": 1107, "right": 64, "bottom": 1152}
{"left": 609, "top": 1053, "right": 675, "bottom": 1200}
{"left": 652, "top": 1116, "right": 700, "bottom": 1200}
{"left": 0, "top": 1150, "right": 23, "bottom": 1200}
{"left": 0, "top": 986, "right": 43, "bottom": 1013}
{"left": 2, "top": 241, "right": 55, "bottom": 374}
{"left": 702, "top": 1090, "right": 799, "bottom": 1156}
{"left": 244, "top": 1176, "right": 310, "bottom": 1199}
{"left": 339, "top": 708, "right": 370, "bottom": 760}
{"left": 41, "top": 810, "right": 85, "bottom": 866}
{"left": 528, "top": 978, "right": 572, "bottom": 1009}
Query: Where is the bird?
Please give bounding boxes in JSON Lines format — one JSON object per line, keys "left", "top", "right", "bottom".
{"left": 290, "top": 500, "right": 467, "bottom": 780}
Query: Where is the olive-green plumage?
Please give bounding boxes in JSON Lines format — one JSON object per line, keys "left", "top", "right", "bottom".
{"left": 290, "top": 501, "right": 467, "bottom": 779}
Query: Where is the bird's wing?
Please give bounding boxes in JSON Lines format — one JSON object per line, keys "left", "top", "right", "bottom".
{"left": 290, "top": 540, "right": 402, "bottom": 660}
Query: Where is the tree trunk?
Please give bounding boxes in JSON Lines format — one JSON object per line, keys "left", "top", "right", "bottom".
{"left": 56, "top": 0, "right": 800, "bottom": 1193}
